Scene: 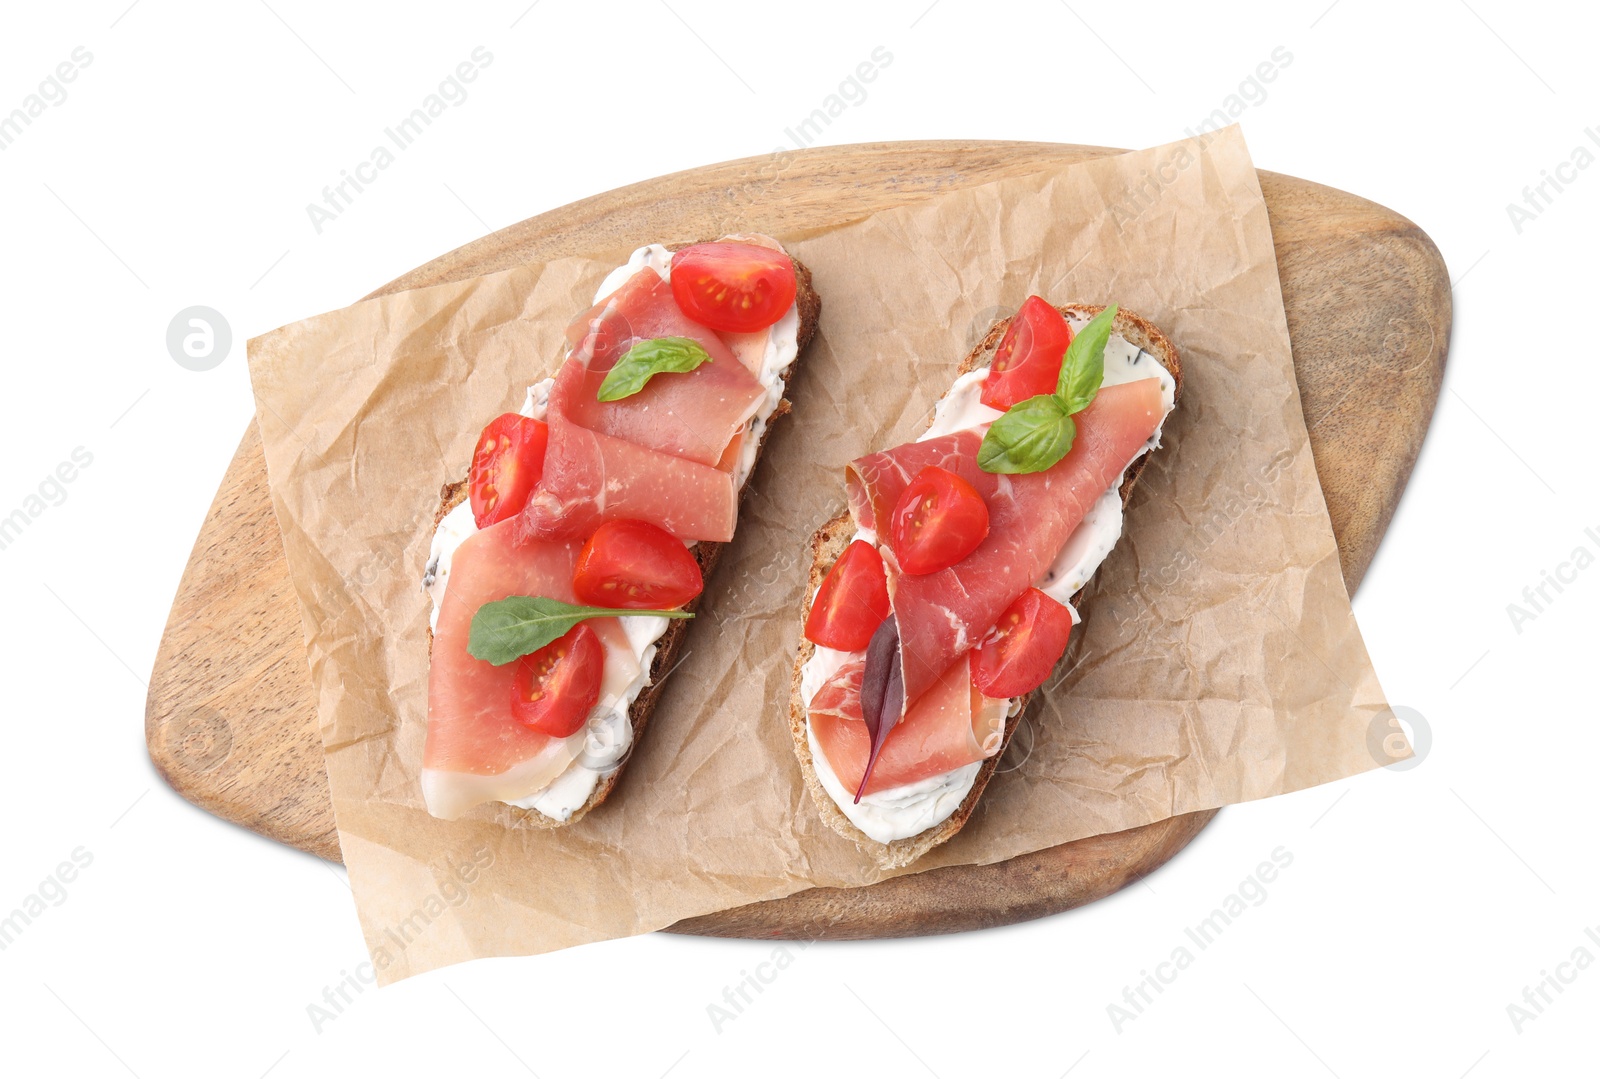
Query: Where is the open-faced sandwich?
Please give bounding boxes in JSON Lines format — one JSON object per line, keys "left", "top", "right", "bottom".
{"left": 421, "top": 236, "right": 820, "bottom": 823}
{"left": 790, "top": 298, "right": 1181, "bottom": 868}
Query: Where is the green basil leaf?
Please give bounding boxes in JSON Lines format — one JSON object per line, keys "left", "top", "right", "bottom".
{"left": 596, "top": 336, "right": 712, "bottom": 402}
{"left": 468, "top": 595, "right": 693, "bottom": 666}
{"left": 1056, "top": 303, "right": 1118, "bottom": 413}
{"left": 977, "top": 394, "right": 1076, "bottom": 474}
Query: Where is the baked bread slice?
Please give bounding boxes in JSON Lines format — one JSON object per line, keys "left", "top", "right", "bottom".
{"left": 788, "top": 304, "right": 1182, "bottom": 869}
{"left": 430, "top": 243, "right": 820, "bottom": 828}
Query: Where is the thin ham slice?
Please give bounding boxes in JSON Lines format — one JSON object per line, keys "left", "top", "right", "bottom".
{"left": 422, "top": 517, "right": 639, "bottom": 820}
{"left": 521, "top": 265, "right": 772, "bottom": 542}
{"left": 562, "top": 269, "right": 766, "bottom": 466}
{"left": 519, "top": 369, "right": 740, "bottom": 542}
{"left": 848, "top": 378, "right": 1166, "bottom": 706}
{"left": 719, "top": 327, "right": 771, "bottom": 378}
{"left": 809, "top": 653, "right": 1007, "bottom": 796}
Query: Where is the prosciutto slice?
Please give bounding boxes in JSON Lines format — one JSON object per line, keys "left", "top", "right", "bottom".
{"left": 848, "top": 378, "right": 1166, "bottom": 706}
{"left": 563, "top": 269, "right": 766, "bottom": 466}
{"left": 521, "top": 266, "right": 772, "bottom": 542}
{"left": 422, "top": 518, "right": 639, "bottom": 820}
{"left": 809, "top": 653, "right": 1007, "bottom": 796}
{"left": 519, "top": 368, "right": 741, "bottom": 542}
{"left": 719, "top": 327, "right": 772, "bottom": 378}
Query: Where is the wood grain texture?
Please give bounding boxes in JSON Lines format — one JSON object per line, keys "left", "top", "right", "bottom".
{"left": 670, "top": 809, "right": 1220, "bottom": 939}
{"left": 144, "top": 140, "right": 1449, "bottom": 938}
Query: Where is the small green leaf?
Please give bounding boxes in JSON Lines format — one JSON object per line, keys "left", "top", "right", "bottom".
{"left": 596, "top": 336, "right": 712, "bottom": 402}
{"left": 1056, "top": 303, "right": 1118, "bottom": 412}
{"left": 468, "top": 595, "right": 693, "bottom": 666}
{"left": 977, "top": 394, "right": 1076, "bottom": 474}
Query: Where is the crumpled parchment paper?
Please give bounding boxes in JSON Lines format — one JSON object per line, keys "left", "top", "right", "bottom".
{"left": 247, "top": 127, "right": 1392, "bottom": 983}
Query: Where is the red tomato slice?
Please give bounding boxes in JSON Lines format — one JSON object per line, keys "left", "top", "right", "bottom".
{"left": 971, "top": 588, "right": 1075, "bottom": 698}
{"left": 469, "top": 413, "right": 549, "bottom": 528}
{"left": 669, "top": 242, "right": 797, "bottom": 333}
{"left": 509, "top": 623, "right": 604, "bottom": 738}
{"left": 979, "top": 296, "right": 1074, "bottom": 411}
{"left": 573, "top": 519, "right": 703, "bottom": 609}
{"left": 805, "top": 540, "right": 891, "bottom": 651}
{"left": 888, "top": 466, "right": 990, "bottom": 576}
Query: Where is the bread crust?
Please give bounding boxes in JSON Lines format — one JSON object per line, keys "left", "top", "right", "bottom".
{"left": 788, "top": 304, "right": 1183, "bottom": 869}
{"left": 429, "top": 243, "right": 821, "bottom": 828}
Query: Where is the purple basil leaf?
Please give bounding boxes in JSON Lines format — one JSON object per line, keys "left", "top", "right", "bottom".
{"left": 855, "top": 614, "right": 904, "bottom": 803}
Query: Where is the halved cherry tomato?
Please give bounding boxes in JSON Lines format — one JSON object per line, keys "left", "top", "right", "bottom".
{"left": 669, "top": 242, "right": 797, "bottom": 333}
{"left": 971, "top": 588, "right": 1075, "bottom": 698}
{"left": 573, "top": 519, "right": 703, "bottom": 609}
{"left": 978, "top": 296, "right": 1074, "bottom": 411}
{"left": 468, "top": 413, "right": 549, "bottom": 528}
{"left": 888, "top": 466, "right": 990, "bottom": 576}
{"left": 805, "top": 540, "right": 891, "bottom": 651}
{"left": 509, "top": 623, "right": 604, "bottom": 737}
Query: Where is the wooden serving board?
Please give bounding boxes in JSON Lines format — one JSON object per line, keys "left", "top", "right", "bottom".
{"left": 145, "top": 141, "right": 1449, "bottom": 939}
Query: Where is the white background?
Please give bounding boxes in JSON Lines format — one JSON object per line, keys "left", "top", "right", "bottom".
{"left": 1, "top": 0, "right": 1594, "bottom": 1075}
